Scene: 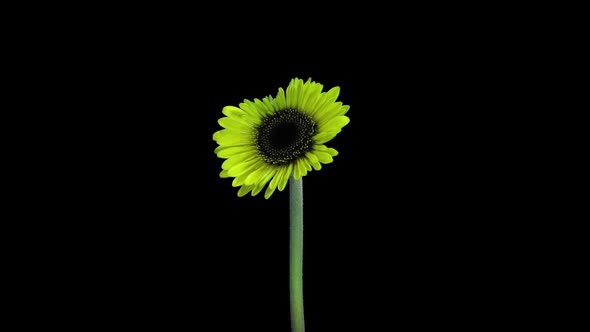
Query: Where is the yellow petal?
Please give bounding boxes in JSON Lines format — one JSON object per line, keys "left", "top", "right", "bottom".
{"left": 325, "top": 148, "right": 339, "bottom": 156}
{"left": 321, "top": 116, "right": 350, "bottom": 132}
{"left": 305, "top": 152, "right": 321, "bottom": 171}
{"left": 251, "top": 168, "right": 276, "bottom": 196}
{"left": 218, "top": 117, "right": 250, "bottom": 131}
{"left": 315, "top": 151, "right": 334, "bottom": 164}
{"left": 238, "top": 185, "right": 255, "bottom": 197}
{"left": 221, "top": 152, "right": 258, "bottom": 170}
{"left": 227, "top": 159, "right": 262, "bottom": 177}
{"left": 313, "top": 130, "right": 340, "bottom": 144}
{"left": 217, "top": 146, "right": 254, "bottom": 159}
{"left": 264, "top": 172, "right": 281, "bottom": 199}
{"left": 222, "top": 106, "right": 246, "bottom": 118}
{"left": 245, "top": 164, "right": 271, "bottom": 186}
{"left": 278, "top": 163, "right": 293, "bottom": 191}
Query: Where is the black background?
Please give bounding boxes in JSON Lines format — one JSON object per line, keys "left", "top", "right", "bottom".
{"left": 17, "top": 8, "right": 538, "bottom": 331}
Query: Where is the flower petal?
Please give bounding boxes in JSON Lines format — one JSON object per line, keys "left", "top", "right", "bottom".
{"left": 278, "top": 163, "right": 293, "bottom": 191}
{"left": 301, "top": 81, "right": 324, "bottom": 114}
{"left": 325, "top": 148, "right": 339, "bottom": 156}
{"left": 245, "top": 164, "right": 271, "bottom": 186}
{"left": 305, "top": 152, "right": 321, "bottom": 171}
{"left": 251, "top": 168, "right": 276, "bottom": 196}
{"left": 337, "top": 105, "right": 350, "bottom": 116}
{"left": 321, "top": 116, "right": 350, "bottom": 132}
{"left": 213, "top": 130, "right": 252, "bottom": 145}
{"left": 315, "top": 102, "right": 343, "bottom": 124}
{"left": 286, "top": 78, "right": 304, "bottom": 109}
{"left": 308, "top": 87, "right": 340, "bottom": 119}
{"left": 227, "top": 158, "right": 263, "bottom": 177}
{"left": 313, "top": 130, "right": 340, "bottom": 144}
{"left": 218, "top": 117, "right": 251, "bottom": 131}
{"left": 232, "top": 172, "right": 248, "bottom": 187}
{"left": 216, "top": 145, "right": 255, "bottom": 159}
{"left": 238, "top": 185, "right": 255, "bottom": 197}
{"left": 294, "top": 159, "right": 303, "bottom": 180}
{"left": 264, "top": 171, "right": 281, "bottom": 199}
{"left": 262, "top": 96, "right": 278, "bottom": 114}
{"left": 293, "top": 158, "right": 308, "bottom": 180}
{"left": 239, "top": 99, "right": 266, "bottom": 119}
{"left": 222, "top": 106, "right": 246, "bottom": 118}
{"left": 315, "top": 151, "right": 334, "bottom": 164}
{"left": 275, "top": 88, "right": 287, "bottom": 110}
{"left": 221, "top": 152, "right": 258, "bottom": 170}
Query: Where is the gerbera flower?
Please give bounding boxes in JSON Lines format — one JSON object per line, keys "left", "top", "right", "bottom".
{"left": 213, "top": 78, "right": 350, "bottom": 199}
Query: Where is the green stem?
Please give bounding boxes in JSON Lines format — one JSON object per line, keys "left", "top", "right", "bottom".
{"left": 289, "top": 175, "right": 305, "bottom": 332}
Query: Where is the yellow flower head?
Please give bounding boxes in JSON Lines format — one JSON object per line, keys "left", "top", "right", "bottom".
{"left": 213, "top": 78, "right": 350, "bottom": 198}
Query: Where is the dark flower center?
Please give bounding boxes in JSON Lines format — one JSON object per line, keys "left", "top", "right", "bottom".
{"left": 256, "top": 109, "right": 316, "bottom": 165}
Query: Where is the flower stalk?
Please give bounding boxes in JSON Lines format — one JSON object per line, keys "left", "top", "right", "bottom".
{"left": 289, "top": 175, "right": 305, "bottom": 332}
